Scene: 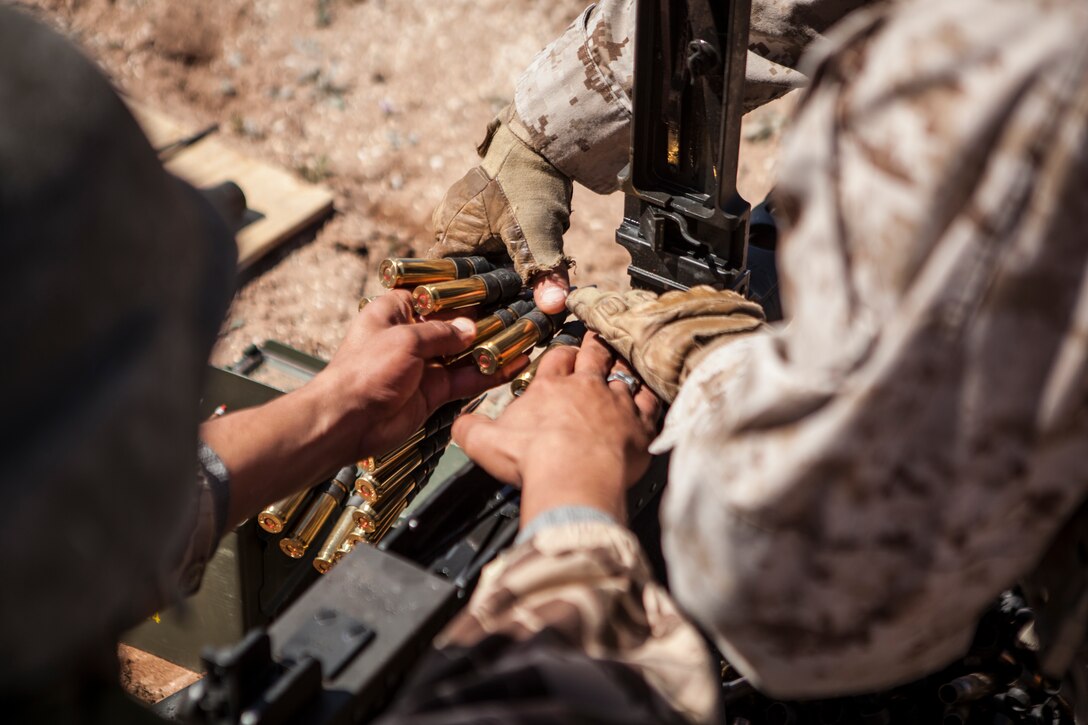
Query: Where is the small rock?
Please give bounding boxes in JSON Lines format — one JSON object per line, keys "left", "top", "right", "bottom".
{"left": 297, "top": 66, "right": 321, "bottom": 85}
{"left": 389, "top": 173, "right": 405, "bottom": 190}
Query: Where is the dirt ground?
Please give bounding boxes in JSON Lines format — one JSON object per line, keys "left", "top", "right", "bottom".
{"left": 20, "top": 0, "right": 792, "bottom": 368}
{"left": 18, "top": 0, "right": 793, "bottom": 702}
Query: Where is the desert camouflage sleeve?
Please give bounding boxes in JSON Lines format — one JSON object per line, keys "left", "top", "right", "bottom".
{"left": 653, "top": 0, "right": 1088, "bottom": 698}
{"left": 377, "top": 520, "right": 720, "bottom": 724}
{"left": 506, "top": 0, "right": 870, "bottom": 193}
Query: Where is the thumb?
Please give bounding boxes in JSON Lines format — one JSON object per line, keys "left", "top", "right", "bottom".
{"left": 532, "top": 267, "right": 571, "bottom": 314}
{"left": 452, "top": 413, "right": 523, "bottom": 485}
{"left": 405, "top": 318, "right": 477, "bottom": 359}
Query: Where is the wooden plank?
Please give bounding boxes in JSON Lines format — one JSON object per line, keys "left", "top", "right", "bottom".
{"left": 119, "top": 644, "right": 201, "bottom": 704}
{"left": 128, "top": 101, "right": 334, "bottom": 268}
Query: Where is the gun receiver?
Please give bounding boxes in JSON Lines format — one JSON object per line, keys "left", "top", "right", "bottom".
{"left": 616, "top": 0, "right": 753, "bottom": 294}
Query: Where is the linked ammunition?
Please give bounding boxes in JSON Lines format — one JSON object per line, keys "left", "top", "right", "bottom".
{"left": 360, "top": 399, "right": 465, "bottom": 473}
{"left": 353, "top": 463, "right": 436, "bottom": 533}
{"left": 279, "top": 466, "right": 355, "bottom": 559}
{"left": 367, "top": 499, "right": 408, "bottom": 543}
{"left": 510, "top": 321, "right": 586, "bottom": 396}
{"left": 473, "top": 307, "right": 568, "bottom": 375}
{"left": 939, "top": 673, "right": 995, "bottom": 705}
{"left": 411, "top": 267, "right": 522, "bottom": 316}
{"left": 443, "top": 299, "right": 536, "bottom": 364}
{"left": 313, "top": 494, "right": 365, "bottom": 574}
{"left": 355, "top": 436, "right": 447, "bottom": 502}
{"left": 258, "top": 490, "right": 310, "bottom": 534}
{"left": 345, "top": 523, "right": 368, "bottom": 547}
{"left": 379, "top": 256, "right": 494, "bottom": 289}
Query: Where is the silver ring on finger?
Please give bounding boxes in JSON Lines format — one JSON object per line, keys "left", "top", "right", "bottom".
{"left": 606, "top": 370, "right": 640, "bottom": 397}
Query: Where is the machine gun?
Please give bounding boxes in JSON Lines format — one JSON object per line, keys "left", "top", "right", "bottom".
{"left": 617, "top": 0, "right": 753, "bottom": 296}
{"left": 170, "top": 1, "right": 755, "bottom": 723}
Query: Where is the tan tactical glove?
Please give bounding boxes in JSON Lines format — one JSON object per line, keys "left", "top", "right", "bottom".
{"left": 568, "top": 286, "right": 767, "bottom": 402}
{"left": 429, "top": 112, "right": 573, "bottom": 312}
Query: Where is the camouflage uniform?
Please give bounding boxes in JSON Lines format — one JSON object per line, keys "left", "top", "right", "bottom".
{"left": 505, "top": 0, "right": 870, "bottom": 193}
{"left": 387, "top": 0, "right": 1088, "bottom": 721}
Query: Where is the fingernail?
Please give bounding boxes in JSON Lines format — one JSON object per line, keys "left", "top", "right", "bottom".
{"left": 540, "top": 287, "right": 568, "bottom": 308}
{"left": 450, "top": 318, "right": 476, "bottom": 335}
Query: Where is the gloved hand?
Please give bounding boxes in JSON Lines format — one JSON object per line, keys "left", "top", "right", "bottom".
{"left": 567, "top": 286, "right": 767, "bottom": 402}
{"left": 429, "top": 113, "right": 573, "bottom": 314}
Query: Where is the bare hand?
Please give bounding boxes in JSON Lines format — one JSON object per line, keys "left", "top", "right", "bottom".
{"left": 319, "top": 290, "right": 528, "bottom": 460}
{"left": 453, "top": 333, "right": 660, "bottom": 523}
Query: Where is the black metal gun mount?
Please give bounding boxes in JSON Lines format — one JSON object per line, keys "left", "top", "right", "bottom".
{"left": 617, "top": 0, "right": 753, "bottom": 294}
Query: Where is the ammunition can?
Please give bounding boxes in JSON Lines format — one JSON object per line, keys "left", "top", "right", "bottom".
{"left": 473, "top": 307, "right": 567, "bottom": 375}
{"left": 312, "top": 494, "right": 364, "bottom": 573}
{"left": 412, "top": 267, "right": 522, "bottom": 316}
{"left": 258, "top": 490, "right": 310, "bottom": 534}
{"left": 279, "top": 466, "right": 354, "bottom": 559}
{"left": 510, "top": 321, "right": 586, "bottom": 396}
{"left": 379, "top": 256, "right": 492, "bottom": 289}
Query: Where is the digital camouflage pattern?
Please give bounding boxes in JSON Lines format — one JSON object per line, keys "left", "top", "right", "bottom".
{"left": 392, "top": 0, "right": 1088, "bottom": 720}
{"left": 377, "top": 522, "right": 720, "bottom": 724}
{"left": 657, "top": 0, "right": 1088, "bottom": 699}
{"left": 506, "top": 0, "right": 870, "bottom": 193}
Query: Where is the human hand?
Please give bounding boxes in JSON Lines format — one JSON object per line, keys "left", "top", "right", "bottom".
{"left": 567, "top": 286, "right": 766, "bottom": 402}
{"left": 453, "top": 334, "right": 661, "bottom": 524}
{"left": 429, "top": 115, "right": 573, "bottom": 315}
{"left": 317, "top": 290, "right": 528, "bottom": 460}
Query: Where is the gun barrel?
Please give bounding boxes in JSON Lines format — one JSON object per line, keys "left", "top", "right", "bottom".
{"left": 379, "top": 257, "right": 493, "bottom": 289}
{"left": 412, "top": 267, "right": 522, "bottom": 316}
{"left": 257, "top": 490, "right": 310, "bottom": 534}
{"left": 279, "top": 467, "right": 354, "bottom": 559}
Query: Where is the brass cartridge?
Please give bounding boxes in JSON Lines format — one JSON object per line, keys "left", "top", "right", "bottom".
{"left": 313, "top": 494, "right": 365, "bottom": 573}
{"left": 366, "top": 500, "right": 409, "bottom": 543}
{"left": 355, "top": 452, "right": 421, "bottom": 502}
{"left": 474, "top": 307, "right": 568, "bottom": 375}
{"left": 361, "top": 431, "right": 423, "bottom": 475}
{"left": 443, "top": 299, "right": 535, "bottom": 364}
{"left": 511, "top": 321, "right": 586, "bottom": 396}
{"left": 355, "top": 488, "right": 411, "bottom": 534}
{"left": 361, "top": 398, "right": 467, "bottom": 472}
{"left": 379, "top": 256, "right": 492, "bottom": 289}
{"left": 412, "top": 267, "right": 522, "bottom": 316}
{"left": 279, "top": 466, "right": 354, "bottom": 559}
{"left": 258, "top": 490, "right": 310, "bottom": 534}
{"left": 355, "top": 434, "right": 447, "bottom": 501}
{"left": 345, "top": 523, "right": 369, "bottom": 546}
{"left": 354, "top": 462, "right": 436, "bottom": 532}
